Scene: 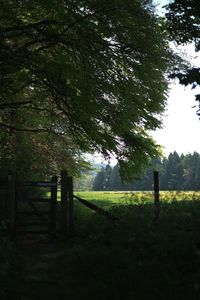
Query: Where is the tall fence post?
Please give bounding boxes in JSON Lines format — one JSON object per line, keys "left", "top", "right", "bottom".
{"left": 67, "top": 175, "right": 73, "bottom": 237}
{"left": 153, "top": 170, "right": 160, "bottom": 219}
{"left": 60, "top": 170, "right": 74, "bottom": 238}
{"left": 61, "top": 170, "right": 68, "bottom": 237}
{"left": 50, "top": 176, "right": 57, "bottom": 235}
{"left": 8, "top": 173, "right": 16, "bottom": 236}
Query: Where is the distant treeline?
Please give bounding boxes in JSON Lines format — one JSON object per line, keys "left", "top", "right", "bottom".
{"left": 93, "top": 152, "right": 200, "bottom": 191}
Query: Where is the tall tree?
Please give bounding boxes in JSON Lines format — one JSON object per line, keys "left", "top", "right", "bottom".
{"left": 93, "top": 152, "right": 200, "bottom": 191}
{"left": 182, "top": 152, "right": 200, "bottom": 190}
{"left": 104, "top": 165, "right": 112, "bottom": 190}
{"left": 0, "top": 0, "right": 172, "bottom": 178}
{"left": 160, "top": 151, "right": 183, "bottom": 190}
{"left": 93, "top": 167, "right": 106, "bottom": 191}
{"left": 165, "top": 0, "right": 200, "bottom": 114}
{"left": 109, "top": 164, "right": 123, "bottom": 191}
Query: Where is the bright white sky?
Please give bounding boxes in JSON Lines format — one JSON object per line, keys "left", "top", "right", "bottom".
{"left": 152, "top": 82, "right": 200, "bottom": 156}
{"left": 152, "top": 0, "right": 200, "bottom": 156}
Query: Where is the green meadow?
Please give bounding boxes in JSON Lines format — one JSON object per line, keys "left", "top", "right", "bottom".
{"left": 75, "top": 190, "right": 200, "bottom": 206}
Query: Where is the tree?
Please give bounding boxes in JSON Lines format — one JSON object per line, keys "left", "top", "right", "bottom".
{"left": 104, "top": 165, "right": 112, "bottom": 190}
{"left": 160, "top": 151, "right": 183, "bottom": 190}
{"left": 182, "top": 152, "right": 200, "bottom": 190}
{"left": 0, "top": 0, "right": 172, "bottom": 179}
{"left": 0, "top": 101, "right": 87, "bottom": 179}
{"left": 74, "top": 174, "right": 94, "bottom": 191}
{"left": 109, "top": 164, "right": 123, "bottom": 190}
{"left": 165, "top": 0, "right": 200, "bottom": 114}
{"left": 93, "top": 167, "right": 106, "bottom": 191}
{"left": 92, "top": 152, "right": 200, "bottom": 191}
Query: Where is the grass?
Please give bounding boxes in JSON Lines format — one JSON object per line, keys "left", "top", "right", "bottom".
{"left": 75, "top": 190, "right": 200, "bottom": 206}
{"left": 2, "top": 191, "right": 200, "bottom": 299}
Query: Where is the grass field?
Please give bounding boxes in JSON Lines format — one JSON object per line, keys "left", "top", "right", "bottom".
{"left": 2, "top": 191, "right": 200, "bottom": 299}
{"left": 75, "top": 190, "right": 200, "bottom": 205}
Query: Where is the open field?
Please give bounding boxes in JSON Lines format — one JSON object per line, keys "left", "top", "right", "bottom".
{"left": 2, "top": 191, "right": 200, "bottom": 299}
{"left": 75, "top": 190, "right": 200, "bottom": 206}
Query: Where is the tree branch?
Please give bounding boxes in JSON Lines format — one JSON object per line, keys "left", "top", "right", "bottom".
{"left": 0, "top": 122, "right": 64, "bottom": 135}
{"left": 0, "top": 101, "right": 32, "bottom": 109}
{"left": 60, "top": 7, "right": 118, "bottom": 36}
{"left": 2, "top": 20, "right": 59, "bottom": 34}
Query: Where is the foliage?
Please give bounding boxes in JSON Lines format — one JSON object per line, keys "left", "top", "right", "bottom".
{"left": 0, "top": 127, "right": 88, "bottom": 180}
{"left": 165, "top": 0, "right": 200, "bottom": 114}
{"left": 93, "top": 151, "right": 200, "bottom": 191}
{"left": 0, "top": 0, "right": 173, "bottom": 179}
{"left": 74, "top": 173, "right": 94, "bottom": 191}
{"left": 93, "top": 167, "right": 106, "bottom": 191}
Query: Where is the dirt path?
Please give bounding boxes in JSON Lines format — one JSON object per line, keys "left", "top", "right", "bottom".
{"left": 7, "top": 236, "right": 79, "bottom": 300}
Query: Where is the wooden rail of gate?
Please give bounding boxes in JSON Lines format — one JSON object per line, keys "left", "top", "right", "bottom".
{"left": 74, "top": 195, "right": 119, "bottom": 222}
{"left": 16, "top": 176, "right": 58, "bottom": 235}
{"left": 0, "top": 171, "right": 73, "bottom": 238}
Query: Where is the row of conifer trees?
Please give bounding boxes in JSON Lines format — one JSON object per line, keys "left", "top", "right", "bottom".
{"left": 93, "top": 152, "right": 200, "bottom": 191}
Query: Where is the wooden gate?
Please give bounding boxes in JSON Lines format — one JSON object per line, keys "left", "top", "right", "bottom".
{"left": 0, "top": 171, "right": 74, "bottom": 238}
{"left": 16, "top": 177, "right": 58, "bottom": 235}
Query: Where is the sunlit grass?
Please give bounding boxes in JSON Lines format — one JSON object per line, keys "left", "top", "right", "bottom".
{"left": 75, "top": 190, "right": 200, "bottom": 206}
{"left": 51, "top": 190, "right": 200, "bottom": 207}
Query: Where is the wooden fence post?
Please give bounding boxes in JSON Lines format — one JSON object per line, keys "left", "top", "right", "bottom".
{"left": 67, "top": 175, "right": 73, "bottom": 237}
{"left": 8, "top": 173, "right": 16, "bottom": 236}
{"left": 60, "top": 170, "right": 74, "bottom": 238}
{"left": 61, "top": 170, "right": 69, "bottom": 237}
{"left": 153, "top": 170, "right": 160, "bottom": 219}
{"left": 50, "top": 176, "right": 57, "bottom": 235}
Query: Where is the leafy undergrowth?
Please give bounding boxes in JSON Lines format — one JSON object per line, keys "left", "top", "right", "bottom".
{"left": 2, "top": 200, "right": 200, "bottom": 299}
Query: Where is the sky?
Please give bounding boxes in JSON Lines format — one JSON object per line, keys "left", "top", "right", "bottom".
{"left": 151, "top": 82, "right": 200, "bottom": 156}
{"left": 151, "top": 0, "right": 200, "bottom": 156}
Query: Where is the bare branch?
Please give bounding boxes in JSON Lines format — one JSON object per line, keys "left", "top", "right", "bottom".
{"left": 0, "top": 101, "right": 32, "bottom": 109}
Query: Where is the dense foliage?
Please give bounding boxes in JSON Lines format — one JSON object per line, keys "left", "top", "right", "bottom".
{"left": 0, "top": 0, "right": 172, "bottom": 179}
{"left": 93, "top": 151, "right": 200, "bottom": 191}
{"left": 165, "top": 0, "right": 200, "bottom": 114}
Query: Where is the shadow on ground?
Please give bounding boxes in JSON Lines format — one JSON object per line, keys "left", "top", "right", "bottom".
{"left": 2, "top": 200, "right": 200, "bottom": 300}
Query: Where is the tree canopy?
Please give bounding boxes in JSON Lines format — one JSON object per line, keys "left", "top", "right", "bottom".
{"left": 165, "top": 0, "right": 200, "bottom": 114}
{"left": 0, "top": 0, "right": 172, "bottom": 179}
